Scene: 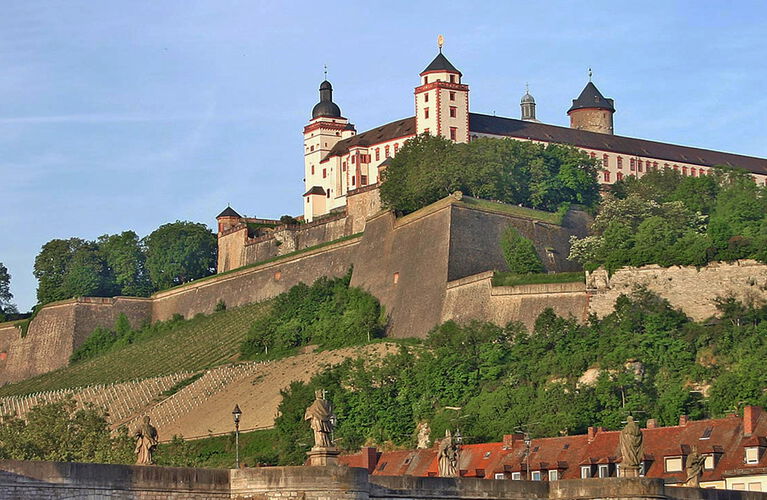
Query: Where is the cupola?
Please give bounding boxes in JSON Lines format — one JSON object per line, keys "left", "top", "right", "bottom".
{"left": 311, "top": 80, "right": 342, "bottom": 119}
{"left": 521, "top": 85, "right": 537, "bottom": 122}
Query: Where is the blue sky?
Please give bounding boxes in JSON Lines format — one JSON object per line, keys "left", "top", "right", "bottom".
{"left": 1, "top": 1, "right": 766, "bottom": 311}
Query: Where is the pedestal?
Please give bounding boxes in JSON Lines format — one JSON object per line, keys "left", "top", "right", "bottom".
{"left": 620, "top": 465, "right": 640, "bottom": 478}
{"left": 306, "top": 447, "right": 340, "bottom": 466}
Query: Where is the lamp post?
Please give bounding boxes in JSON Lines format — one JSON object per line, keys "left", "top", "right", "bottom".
{"left": 232, "top": 404, "right": 242, "bottom": 468}
{"left": 455, "top": 429, "right": 463, "bottom": 477}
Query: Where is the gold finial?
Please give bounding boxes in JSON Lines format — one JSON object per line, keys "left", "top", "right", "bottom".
{"left": 437, "top": 34, "right": 444, "bottom": 52}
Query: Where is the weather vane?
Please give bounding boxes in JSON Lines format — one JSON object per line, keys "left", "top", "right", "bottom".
{"left": 438, "top": 34, "right": 444, "bottom": 53}
{"left": 588, "top": 67, "right": 593, "bottom": 81}
{"left": 526, "top": 82, "right": 530, "bottom": 94}
{"left": 324, "top": 64, "right": 328, "bottom": 80}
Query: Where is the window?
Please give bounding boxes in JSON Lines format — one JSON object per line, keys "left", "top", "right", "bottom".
{"left": 361, "top": 175, "right": 368, "bottom": 185}
{"left": 322, "top": 168, "right": 326, "bottom": 179}
{"left": 590, "top": 152, "right": 596, "bottom": 158}
{"left": 310, "top": 145, "right": 314, "bottom": 152}
{"left": 450, "top": 106, "right": 457, "bottom": 118}
{"left": 385, "top": 145, "right": 391, "bottom": 158}
{"left": 616, "top": 171, "right": 623, "bottom": 181}
{"left": 617, "top": 156, "right": 623, "bottom": 169}
{"left": 638, "top": 159, "right": 643, "bottom": 172}
{"left": 306, "top": 197, "right": 309, "bottom": 204}
{"left": 682, "top": 166, "right": 688, "bottom": 176}
{"left": 746, "top": 447, "right": 760, "bottom": 464}
{"left": 394, "top": 143, "right": 399, "bottom": 154}
{"left": 653, "top": 161, "right": 658, "bottom": 169}
{"left": 351, "top": 176, "right": 355, "bottom": 186}
{"left": 424, "top": 76, "right": 428, "bottom": 84}
{"left": 450, "top": 127, "right": 457, "bottom": 141}
{"left": 450, "top": 91, "right": 456, "bottom": 101}
{"left": 700, "top": 427, "right": 713, "bottom": 440}
{"left": 531, "top": 471, "right": 541, "bottom": 481}
{"left": 691, "top": 167, "right": 697, "bottom": 177}
{"left": 351, "top": 155, "right": 355, "bottom": 164}
{"left": 604, "top": 171, "right": 611, "bottom": 182}
{"left": 424, "top": 107, "right": 430, "bottom": 119}
{"left": 511, "top": 472, "right": 521, "bottom": 480}
{"left": 603, "top": 154, "right": 609, "bottom": 168}
{"left": 704, "top": 455, "right": 715, "bottom": 470}
{"left": 665, "top": 457, "right": 683, "bottom": 472}
{"left": 326, "top": 189, "right": 331, "bottom": 198}
{"left": 581, "top": 466, "right": 592, "bottom": 478}
{"left": 630, "top": 158, "right": 635, "bottom": 171}
{"left": 598, "top": 464, "right": 609, "bottom": 478}
{"left": 375, "top": 148, "right": 380, "bottom": 161}
{"left": 424, "top": 93, "right": 429, "bottom": 103}
{"left": 450, "top": 74, "right": 455, "bottom": 83}
{"left": 733, "top": 483, "right": 746, "bottom": 491}
{"left": 749, "top": 483, "right": 763, "bottom": 492}
{"left": 548, "top": 470, "right": 558, "bottom": 481}
{"left": 494, "top": 473, "right": 506, "bottom": 480}
{"left": 393, "top": 272, "right": 399, "bottom": 284}
{"left": 311, "top": 165, "right": 315, "bottom": 175}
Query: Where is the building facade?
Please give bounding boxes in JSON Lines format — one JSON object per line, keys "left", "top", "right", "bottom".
{"left": 301, "top": 48, "right": 767, "bottom": 221}
{"left": 340, "top": 406, "right": 767, "bottom": 492}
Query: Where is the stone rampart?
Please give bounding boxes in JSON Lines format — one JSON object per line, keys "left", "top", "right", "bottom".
{"left": 588, "top": 260, "right": 767, "bottom": 321}
{"left": 441, "top": 272, "right": 589, "bottom": 330}
{"left": 0, "top": 461, "right": 763, "bottom": 499}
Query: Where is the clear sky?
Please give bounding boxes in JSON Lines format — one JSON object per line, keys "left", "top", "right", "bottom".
{"left": 1, "top": 1, "right": 766, "bottom": 312}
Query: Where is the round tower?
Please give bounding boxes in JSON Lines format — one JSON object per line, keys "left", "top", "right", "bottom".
{"left": 216, "top": 206, "right": 242, "bottom": 235}
{"left": 521, "top": 85, "right": 537, "bottom": 122}
{"left": 567, "top": 80, "right": 615, "bottom": 135}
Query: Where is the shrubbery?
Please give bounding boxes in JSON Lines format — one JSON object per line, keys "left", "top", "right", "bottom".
{"left": 240, "top": 270, "right": 385, "bottom": 359}
{"left": 570, "top": 167, "right": 767, "bottom": 271}
{"left": 272, "top": 290, "right": 767, "bottom": 463}
{"left": 379, "top": 134, "right": 600, "bottom": 215}
{"left": 500, "top": 227, "right": 544, "bottom": 274}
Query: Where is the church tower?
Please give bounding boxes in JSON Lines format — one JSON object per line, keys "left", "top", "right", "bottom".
{"left": 414, "top": 44, "right": 469, "bottom": 143}
{"left": 521, "top": 86, "right": 537, "bottom": 122}
{"left": 567, "top": 77, "right": 615, "bottom": 135}
{"left": 303, "top": 79, "right": 355, "bottom": 221}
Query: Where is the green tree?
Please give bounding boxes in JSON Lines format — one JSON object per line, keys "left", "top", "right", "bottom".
{"left": 0, "top": 263, "right": 17, "bottom": 321}
{"left": 33, "top": 238, "right": 111, "bottom": 305}
{"left": 499, "top": 227, "right": 544, "bottom": 274}
{"left": 98, "top": 231, "right": 153, "bottom": 297}
{"left": 143, "top": 221, "right": 217, "bottom": 290}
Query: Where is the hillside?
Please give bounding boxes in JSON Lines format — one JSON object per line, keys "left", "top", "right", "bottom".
{"left": 0, "top": 302, "right": 268, "bottom": 397}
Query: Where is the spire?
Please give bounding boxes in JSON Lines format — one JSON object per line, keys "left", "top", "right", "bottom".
{"left": 568, "top": 81, "right": 615, "bottom": 113}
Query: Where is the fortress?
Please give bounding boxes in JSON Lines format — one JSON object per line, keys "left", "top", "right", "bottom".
{"left": 2, "top": 43, "right": 767, "bottom": 388}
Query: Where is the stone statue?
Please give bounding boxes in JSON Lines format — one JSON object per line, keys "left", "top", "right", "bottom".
{"left": 134, "top": 416, "right": 158, "bottom": 465}
{"left": 619, "top": 416, "right": 643, "bottom": 476}
{"left": 438, "top": 430, "right": 459, "bottom": 477}
{"left": 684, "top": 446, "right": 706, "bottom": 487}
{"left": 416, "top": 421, "right": 431, "bottom": 449}
{"left": 304, "top": 389, "right": 334, "bottom": 449}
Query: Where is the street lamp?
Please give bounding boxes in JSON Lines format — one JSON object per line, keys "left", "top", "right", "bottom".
{"left": 232, "top": 404, "right": 242, "bottom": 468}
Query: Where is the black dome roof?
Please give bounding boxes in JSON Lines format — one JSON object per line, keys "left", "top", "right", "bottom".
{"left": 568, "top": 82, "right": 615, "bottom": 113}
{"left": 421, "top": 52, "right": 462, "bottom": 76}
{"left": 312, "top": 80, "right": 342, "bottom": 119}
{"left": 312, "top": 101, "right": 342, "bottom": 119}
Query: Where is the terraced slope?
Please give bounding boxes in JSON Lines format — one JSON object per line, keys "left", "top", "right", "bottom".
{"left": 0, "top": 302, "right": 268, "bottom": 397}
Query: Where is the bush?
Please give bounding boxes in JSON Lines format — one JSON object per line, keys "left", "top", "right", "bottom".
{"left": 500, "top": 227, "right": 544, "bottom": 274}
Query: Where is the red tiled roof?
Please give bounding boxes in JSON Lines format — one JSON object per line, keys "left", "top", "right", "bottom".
{"left": 340, "top": 407, "right": 767, "bottom": 484}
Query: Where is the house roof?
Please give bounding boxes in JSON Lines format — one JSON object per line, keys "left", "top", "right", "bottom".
{"left": 421, "top": 52, "right": 462, "bottom": 76}
{"left": 325, "top": 117, "right": 416, "bottom": 159}
{"left": 322, "top": 113, "right": 767, "bottom": 177}
{"left": 568, "top": 82, "right": 615, "bottom": 113}
{"left": 216, "top": 206, "right": 241, "bottom": 218}
{"left": 303, "top": 186, "right": 326, "bottom": 196}
{"left": 468, "top": 113, "right": 767, "bottom": 175}
{"left": 339, "top": 407, "right": 767, "bottom": 484}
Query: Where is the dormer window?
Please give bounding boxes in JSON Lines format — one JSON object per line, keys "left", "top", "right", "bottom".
{"left": 598, "top": 464, "right": 610, "bottom": 478}
{"left": 580, "top": 466, "right": 592, "bottom": 478}
{"left": 746, "top": 447, "right": 760, "bottom": 464}
{"left": 665, "top": 456, "right": 683, "bottom": 472}
{"left": 548, "top": 470, "right": 559, "bottom": 481}
{"left": 511, "top": 472, "right": 521, "bottom": 480}
{"left": 531, "top": 471, "right": 541, "bottom": 481}
{"left": 704, "top": 454, "right": 716, "bottom": 470}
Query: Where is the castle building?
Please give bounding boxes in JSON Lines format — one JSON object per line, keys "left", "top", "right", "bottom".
{"left": 302, "top": 47, "right": 767, "bottom": 221}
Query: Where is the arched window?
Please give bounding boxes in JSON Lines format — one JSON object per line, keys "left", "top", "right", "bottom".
{"left": 590, "top": 152, "right": 596, "bottom": 159}
{"left": 375, "top": 148, "right": 380, "bottom": 161}
{"left": 616, "top": 171, "right": 623, "bottom": 181}
{"left": 394, "top": 143, "right": 399, "bottom": 154}
{"left": 617, "top": 157, "right": 623, "bottom": 169}
{"left": 690, "top": 168, "right": 697, "bottom": 177}
{"left": 385, "top": 145, "right": 391, "bottom": 158}
{"left": 682, "top": 166, "right": 688, "bottom": 176}
{"left": 630, "top": 158, "right": 635, "bottom": 171}
{"left": 603, "top": 154, "right": 609, "bottom": 168}
{"left": 637, "top": 160, "right": 643, "bottom": 172}
{"left": 604, "top": 171, "right": 611, "bottom": 182}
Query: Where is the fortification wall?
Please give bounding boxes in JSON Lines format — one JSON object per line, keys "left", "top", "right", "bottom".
{"left": 347, "top": 185, "right": 383, "bottom": 234}
{"left": 442, "top": 272, "right": 589, "bottom": 330}
{"left": 0, "top": 461, "right": 760, "bottom": 499}
{"left": 588, "top": 260, "right": 767, "bottom": 321}
{"left": 217, "top": 226, "right": 248, "bottom": 273}
{"left": 151, "top": 237, "right": 359, "bottom": 321}
{"left": 0, "top": 297, "right": 152, "bottom": 385}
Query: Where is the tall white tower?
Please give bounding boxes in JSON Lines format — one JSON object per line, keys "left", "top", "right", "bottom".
{"left": 414, "top": 43, "right": 469, "bottom": 143}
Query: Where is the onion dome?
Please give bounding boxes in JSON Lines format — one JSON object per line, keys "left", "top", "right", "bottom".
{"left": 311, "top": 80, "right": 342, "bottom": 119}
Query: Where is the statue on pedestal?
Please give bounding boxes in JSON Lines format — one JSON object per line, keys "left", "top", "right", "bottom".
{"left": 619, "top": 416, "right": 643, "bottom": 477}
{"left": 134, "top": 416, "right": 158, "bottom": 465}
{"left": 438, "top": 430, "right": 459, "bottom": 477}
{"left": 684, "top": 446, "right": 706, "bottom": 487}
{"left": 304, "top": 389, "right": 340, "bottom": 466}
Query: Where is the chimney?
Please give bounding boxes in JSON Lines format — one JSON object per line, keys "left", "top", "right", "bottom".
{"left": 679, "top": 415, "right": 689, "bottom": 426}
{"left": 744, "top": 406, "right": 762, "bottom": 436}
{"left": 503, "top": 433, "right": 524, "bottom": 449}
{"left": 588, "top": 426, "right": 597, "bottom": 442}
{"left": 361, "top": 447, "right": 379, "bottom": 473}
{"left": 646, "top": 419, "right": 658, "bottom": 429}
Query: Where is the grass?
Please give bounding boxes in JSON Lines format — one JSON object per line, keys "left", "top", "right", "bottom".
{"left": 156, "top": 428, "right": 279, "bottom": 468}
{"left": 459, "top": 197, "right": 563, "bottom": 225}
{"left": 492, "top": 271, "right": 585, "bottom": 287}
{"left": 0, "top": 302, "right": 269, "bottom": 397}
